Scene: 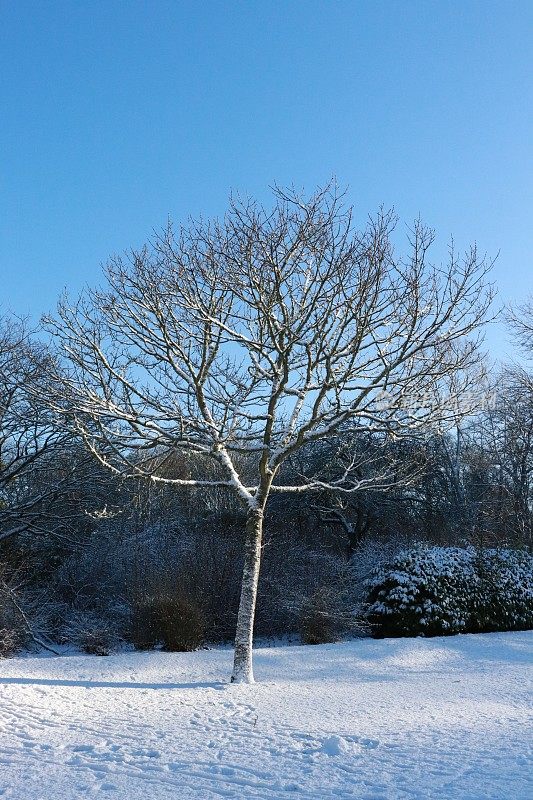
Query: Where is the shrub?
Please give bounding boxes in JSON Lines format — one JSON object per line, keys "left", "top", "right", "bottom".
{"left": 129, "top": 591, "right": 205, "bottom": 652}
{"left": 129, "top": 597, "right": 161, "bottom": 650}
{"left": 365, "top": 546, "right": 533, "bottom": 637}
{"left": 62, "top": 611, "right": 119, "bottom": 655}
{"left": 299, "top": 584, "right": 370, "bottom": 645}
{"left": 0, "top": 626, "right": 24, "bottom": 658}
{"left": 158, "top": 595, "right": 205, "bottom": 652}
{"left": 0, "top": 578, "right": 31, "bottom": 657}
{"left": 300, "top": 588, "right": 340, "bottom": 644}
{"left": 469, "top": 549, "right": 533, "bottom": 633}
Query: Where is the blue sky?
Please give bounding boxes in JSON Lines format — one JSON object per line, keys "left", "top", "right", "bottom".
{"left": 1, "top": 1, "right": 532, "bottom": 359}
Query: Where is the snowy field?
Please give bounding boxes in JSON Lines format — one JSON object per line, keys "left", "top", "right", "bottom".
{"left": 0, "top": 632, "right": 531, "bottom": 800}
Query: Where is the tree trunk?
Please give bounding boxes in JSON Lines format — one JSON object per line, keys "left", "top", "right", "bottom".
{"left": 231, "top": 506, "right": 264, "bottom": 684}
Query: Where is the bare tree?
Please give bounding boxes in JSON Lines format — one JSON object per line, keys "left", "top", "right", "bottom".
{"left": 45, "top": 184, "right": 493, "bottom": 682}
{"left": 0, "top": 317, "right": 106, "bottom": 549}
{"left": 508, "top": 295, "right": 533, "bottom": 355}
{"left": 478, "top": 376, "right": 533, "bottom": 549}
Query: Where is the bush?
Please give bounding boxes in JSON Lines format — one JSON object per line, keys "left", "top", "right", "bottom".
{"left": 129, "top": 597, "right": 161, "bottom": 650}
{"left": 365, "top": 546, "right": 533, "bottom": 637}
{"left": 0, "top": 578, "right": 32, "bottom": 657}
{"left": 158, "top": 595, "right": 205, "bottom": 651}
{"left": 0, "top": 626, "right": 24, "bottom": 658}
{"left": 62, "top": 611, "right": 119, "bottom": 655}
{"left": 470, "top": 549, "right": 533, "bottom": 633}
{"left": 129, "top": 591, "right": 205, "bottom": 652}
{"left": 258, "top": 546, "right": 371, "bottom": 641}
{"left": 300, "top": 588, "right": 340, "bottom": 644}
{"left": 299, "top": 583, "right": 370, "bottom": 645}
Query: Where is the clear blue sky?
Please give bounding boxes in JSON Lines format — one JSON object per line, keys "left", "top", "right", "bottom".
{"left": 1, "top": 1, "right": 532, "bottom": 358}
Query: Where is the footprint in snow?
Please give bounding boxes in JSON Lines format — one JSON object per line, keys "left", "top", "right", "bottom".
{"left": 321, "top": 736, "right": 349, "bottom": 756}
{"left": 321, "top": 735, "right": 380, "bottom": 756}
{"left": 132, "top": 748, "right": 160, "bottom": 759}
{"left": 345, "top": 735, "right": 380, "bottom": 750}
{"left": 359, "top": 738, "right": 379, "bottom": 750}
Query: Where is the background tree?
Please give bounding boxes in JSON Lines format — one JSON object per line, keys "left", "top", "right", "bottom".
{"left": 0, "top": 317, "right": 116, "bottom": 654}
{"left": 491, "top": 384, "right": 533, "bottom": 549}
{"left": 508, "top": 295, "right": 533, "bottom": 356}
{"left": 46, "top": 184, "right": 493, "bottom": 682}
{"left": 0, "top": 317, "right": 100, "bottom": 548}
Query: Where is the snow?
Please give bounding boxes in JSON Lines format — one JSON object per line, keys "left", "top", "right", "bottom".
{"left": 0, "top": 632, "right": 531, "bottom": 799}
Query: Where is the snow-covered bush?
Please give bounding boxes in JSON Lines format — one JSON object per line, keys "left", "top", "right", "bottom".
{"left": 61, "top": 611, "right": 121, "bottom": 655}
{"left": 347, "top": 537, "right": 411, "bottom": 601}
{"left": 0, "top": 625, "right": 24, "bottom": 657}
{"left": 0, "top": 572, "right": 52, "bottom": 657}
{"left": 469, "top": 549, "right": 533, "bottom": 633}
{"left": 365, "top": 546, "right": 533, "bottom": 637}
{"left": 0, "top": 592, "right": 27, "bottom": 656}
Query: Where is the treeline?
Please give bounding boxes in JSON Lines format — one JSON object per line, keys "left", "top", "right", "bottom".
{"left": 1, "top": 312, "right": 532, "bottom": 655}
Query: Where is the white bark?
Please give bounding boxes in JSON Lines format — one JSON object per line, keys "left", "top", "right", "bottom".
{"left": 231, "top": 507, "right": 264, "bottom": 684}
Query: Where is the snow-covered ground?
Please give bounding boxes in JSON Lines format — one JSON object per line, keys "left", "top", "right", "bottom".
{"left": 0, "top": 632, "right": 531, "bottom": 799}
